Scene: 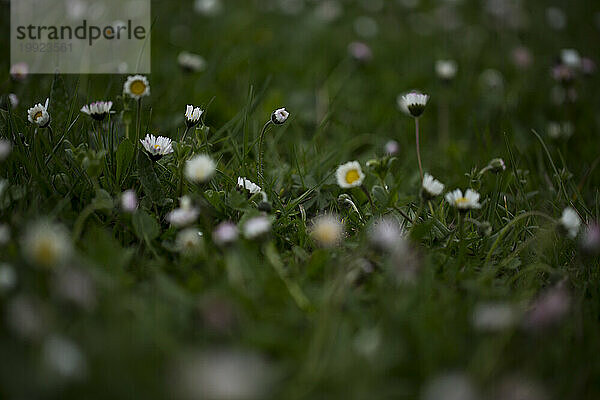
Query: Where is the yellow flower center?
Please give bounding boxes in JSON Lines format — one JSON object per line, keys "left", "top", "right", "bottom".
{"left": 34, "top": 111, "right": 43, "bottom": 121}
{"left": 345, "top": 169, "right": 360, "bottom": 185}
{"left": 153, "top": 144, "right": 161, "bottom": 150}
{"left": 34, "top": 239, "right": 57, "bottom": 267}
{"left": 130, "top": 80, "right": 147, "bottom": 95}
{"left": 456, "top": 197, "right": 469, "bottom": 205}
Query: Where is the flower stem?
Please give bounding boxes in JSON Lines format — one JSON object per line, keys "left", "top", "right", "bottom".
{"left": 257, "top": 120, "right": 272, "bottom": 186}
{"left": 181, "top": 126, "right": 191, "bottom": 142}
{"left": 360, "top": 185, "right": 375, "bottom": 213}
{"left": 458, "top": 212, "right": 466, "bottom": 263}
{"left": 135, "top": 98, "right": 142, "bottom": 160}
{"left": 415, "top": 117, "right": 424, "bottom": 181}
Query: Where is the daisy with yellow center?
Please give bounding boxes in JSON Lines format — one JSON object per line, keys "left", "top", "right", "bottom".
{"left": 123, "top": 75, "right": 150, "bottom": 99}
{"left": 22, "top": 221, "right": 72, "bottom": 268}
{"left": 27, "top": 98, "right": 50, "bottom": 127}
{"left": 336, "top": 161, "right": 365, "bottom": 189}
{"left": 140, "top": 134, "right": 174, "bottom": 161}
{"left": 445, "top": 189, "right": 482, "bottom": 211}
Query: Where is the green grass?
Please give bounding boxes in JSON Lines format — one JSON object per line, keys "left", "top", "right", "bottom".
{"left": 1, "top": 0, "right": 600, "bottom": 398}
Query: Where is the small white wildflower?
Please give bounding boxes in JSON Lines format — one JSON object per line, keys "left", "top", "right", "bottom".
{"left": 369, "top": 217, "right": 405, "bottom": 251}
{"left": 560, "top": 207, "right": 581, "bottom": 238}
{"left": 422, "top": 173, "right": 445, "bottom": 198}
{"left": 472, "top": 302, "right": 517, "bottom": 332}
{"left": 178, "top": 51, "right": 207, "bottom": 72}
{"left": 213, "top": 222, "right": 239, "bottom": 246}
{"left": 0, "top": 263, "right": 17, "bottom": 293}
{"left": 42, "top": 335, "right": 86, "bottom": 380}
{"left": 194, "top": 0, "right": 223, "bottom": 16}
{"left": 27, "top": 98, "right": 50, "bottom": 127}
{"left": 167, "top": 196, "right": 199, "bottom": 227}
{"left": 435, "top": 59, "right": 458, "bottom": 81}
{"left": 185, "top": 154, "right": 216, "bottom": 183}
{"left": 271, "top": 107, "right": 290, "bottom": 125}
{"left": 445, "top": 189, "right": 482, "bottom": 211}
{"left": 399, "top": 92, "right": 429, "bottom": 118}
{"left": 0, "top": 139, "right": 12, "bottom": 161}
{"left": 237, "top": 177, "right": 262, "bottom": 195}
{"left": 10, "top": 62, "right": 29, "bottom": 81}
{"left": 123, "top": 75, "right": 150, "bottom": 99}
{"left": 176, "top": 228, "right": 204, "bottom": 254}
{"left": 80, "top": 101, "right": 113, "bottom": 121}
{"left": 120, "top": 189, "right": 138, "bottom": 212}
{"left": 243, "top": 216, "right": 271, "bottom": 239}
{"left": 310, "top": 214, "right": 344, "bottom": 248}
{"left": 384, "top": 140, "right": 399, "bottom": 155}
{"left": 8, "top": 93, "right": 19, "bottom": 108}
{"left": 336, "top": 161, "right": 365, "bottom": 189}
{"left": 185, "top": 105, "right": 204, "bottom": 128}
{"left": 140, "top": 134, "right": 174, "bottom": 161}
{"left": 22, "top": 221, "right": 72, "bottom": 268}
{"left": 560, "top": 48, "right": 581, "bottom": 69}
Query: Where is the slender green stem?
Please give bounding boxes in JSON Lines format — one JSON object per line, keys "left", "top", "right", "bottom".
{"left": 181, "top": 125, "right": 191, "bottom": 142}
{"left": 458, "top": 212, "right": 466, "bottom": 264}
{"left": 257, "top": 120, "right": 272, "bottom": 186}
{"left": 135, "top": 98, "right": 142, "bottom": 159}
{"left": 360, "top": 185, "right": 375, "bottom": 213}
{"left": 415, "top": 117, "right": 423, "bottom": 181}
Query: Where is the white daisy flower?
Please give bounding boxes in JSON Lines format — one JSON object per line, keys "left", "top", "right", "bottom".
{"left": 22, "top": 221, "right": 72, "bottom": 268}
{"left": 167, "top": 196, "right": 199, "bottom": 227}
{"left": 310, "top": 214, "right": 344, "bottom": 248}
{"left": 10, "top": 62, "right": 29, "bottom": 81}
{"left": 8, "top": 93, "right": 19, "bottom": 108}
{"left": 185, "top": 105, "right": 204, "bottom": 128}
{"left": 336, "top": 161, "right": 365, "bottom": 189}
{"left": 445, "top": 189, "right": 482, "bottom": 211}
{"left": 27, "top": 98, "right": 50, "bottom": 127}
{"left": 243, "top": 216, "right": 272, "bottom": 239}
{"left": 384, "top": 140, "right": 399, "bottom": 156}
{"left": 399, "top": 92, "right": 429, "bottom": 118}
{"left": 0, "top": 139, "right": 12, "bottom": 161}
{"left": 123, "top": 75, "right": 150, "bottom": 99}
{"left": 178, "top": 52, "right": 207, "bottom": 72}
{"left": 369, "top": 217, "right": 405, "bottom": 251}
{"left": 271, "top": 107, "right": 290, "bottom": 125}
{"left": 80, "top": 101, "right": 113, "bottom": 121}
{"left": 140, "top": 134, "right": 174, "bottom": 161}
{"left": 560, "top": 48, "right": 581, "bottom": 69}
{"left": 213, "top": 221, "right": 239, "bottom": 246}
{"left": 237, "top": 177, "right": 262, "bottom": 195}
{"left": 185, "top": 154, "right": 216, "bottom": 183}
{"left": 176, "top": 228, "right": 204, "bottom": 254}
{"left": 560, "top": 207, "right": 581, "bottom": 238}
{"left": 422, "top": 173, "right": 445, "bottom": 198}
{"left": 120, "top": 190, "right": 138, "bottom": 212}
{"left": 435, "top": 59, "right": 458, "bottom": 81}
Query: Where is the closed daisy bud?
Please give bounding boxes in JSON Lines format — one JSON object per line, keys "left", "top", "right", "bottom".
{"left": 123, "top": 75, "right": 150, "bottom": 99}
{"left": 310, "top": 214, "right": 344, "bottom": 248}
{"left": 27, "top": 98, "right": 51, "bottom": 127}
{"left": 559, "top": 207, "right": 580, "bottom": 238}
{"left": 435, "top": 59, "right": 458, "bottom": 81}
{"left": 185, "top": 105, "right": 204, "bottom": 128}
{"left": 237, "top": 177, "right": 262, "bottom": 195}
{"left": 185, "top": 154, "right": 216, "bottom": 183}
{"left": 384, "top": 140, "right": 399, "bottom": 156}
{"left": 271, "top": 107, "right": 289, "bottom": 125}
{"left": 178, "top": 51, "right": 206, "bottom": 73}
{"left": 22, "top": 221, "right": 72, "bottom": 268}
{"left": 399, "top": 92, "right": 429, "bottom": 118}
{"left": 167, "top": 196, "right": 199, "bottom": 227}
{"left": 422, "top": 173, "right": 444, "bottom": 199}
{"left": 488, "top": 158, "right": 506, "bottom": 173}
{"left": 80, "top": 101, "right": 113, "bottom": 121}
{"left": 120, "top": 190, "right": 138, "bottom": 212}
{"left": 445, "top": 189, "right": 482, "bottom": 211}
{"left": 213, "top": 222, "right": 239, "bottom": 247}
{"left": 243, "top": 216, "right": 271, "bottom": 239}
{"left": 336, "top": 161, "right": 365, "bottom": 189}
{"left": 140, "top": 134, "right": 174, "bottom": 161}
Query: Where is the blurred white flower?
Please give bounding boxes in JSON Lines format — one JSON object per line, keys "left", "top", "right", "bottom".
{"left": 523, "top": 283, "right": 570, "bottom": 331}
{"left": 185, "top": 154, "right": 216, "bottom": 184}
{"left": 336, "top": 161, "right": 365, "bottom": 188}
{"left": 399, "top": 92, "right": 429, "bottom": 118}
{"left": 22, "top": 221, "right": 72, "bottom": 268}
{"left": 194, "top": 0, "right": 223, "bottom": 16}
{"left": 121, "top": 189, "right": 138, "bottom": 212}
{"left": 185, "top": 105, "right": 204, "bottom": 127}
{"left": 369, "top": 217, "right": 405, "bottom": 252}
{"left": 0, "top": 224, "right": 10, "bottom": 245}
{"left": 314, "top": 0, "right": 343, "bottom": 23}
{"left": 243, "top": 216, "right": 271, "bottom": 239}
{"left": 547, "top": 121, "right": 573, "bottom": 140}
{"left": 10, "top": 62, "right": 29, "bottom": 81}
{"left": 353, "top": 16, "right": 378, "bottom": 38}
{"left": 560, "top": 48, "right": 581, "bottom": 69}
{"left": 422, "top": 173, "right": 445, "bottom": 198}
{"left": 80, "top": 101, "right": 113, "bottom": 121}
{"left": 560, "top": 207, "right": 580, "bottom": 238}
{"left": 213, "top": 221, "right": 239, "bottom": 246}
{"left": 480, "top": 69, "right": 504, "bottom": 90}
{"left": 546, "top": 7, "right": 566, "bottom": 30}
{"left": 348, "top": 41, "right": 373, "bottom": 62}
{"left": 310, "top": 214, "right": 344, "bottom": 248}
{"left": 168, "top": 196, "right": 199, "bottom": 227}
{"left": 435, "top": 59, "right": 458, "bottom": 81}
{"left": 8, "top": 93, "right": 19, "bottom": 108}
{"left": 511, "top": 46, "right": 533, "bottom": 69}
{"left": 421, "top": 372, "right": 478, "bottom": 400}
{"left": 6, "top": 295, "right": 46, "bottom": 340}
{"left": 237, "top": 177, "right": 262, "bottom": 195}
{"left": 42, "top": 335, "right": 86, "bottom": 380}
{"left": 178, "top": 51, "right": 206, "bottom": 72}
{"left": 384, "top": 140, "right": 399, "bottom": 156}
{"left": 445, "top": 189, "right": 482, "bottom": 210}
{"left": 27, "top": 99, "right": 50, "bottom": 127}
{"left": 123, "top": 75, "right": 150, "bottom": 99}
{"left": 52, "top": 267, "right": 96, "bottom": 311}
{"left": 0, "top": 139, "right": 12, "bottom": 161}
{"left": 472, "top": 302, "right": 517, "bottom": 332}
{"left": 581, "top": 223, "right": 600, "bottom": 255}
{"left": 0, "top": 263, "right": 17, "bottom": 294}
{"left": 140, "top": 134, "right": 174, "bottom": 160}
{"left": 271, "top": 107, "right": 290, "bottom": 125}
{"left": 176, "top": 228, "right": 204, "bottom": 254}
